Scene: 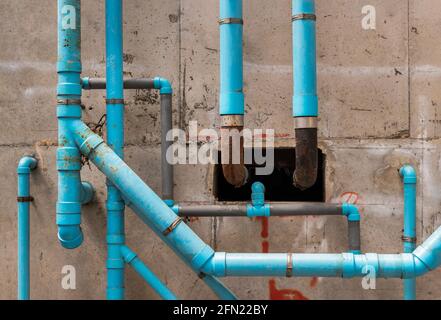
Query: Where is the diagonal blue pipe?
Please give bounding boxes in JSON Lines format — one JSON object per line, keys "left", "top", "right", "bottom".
{"left": 120, "top": 245, "right": 177, "bottom": 300}
{"left": 17, "top": 156, "right": 38, "bottom": 300}
{"left": 400, "top": 166, "right": 417, "bottom": 300}
{"left": 67, "top": 121, "right": 441, "bottom": 282}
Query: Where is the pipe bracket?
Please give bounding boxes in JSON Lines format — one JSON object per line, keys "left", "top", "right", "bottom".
{"left": 162, "top": 217, "right": 183, "bottom": 236}
{"left": 402, "top": 236, "right": 417, "bottom": 243}
{"left": 292, "top": 14, "right": 316, "bottom": 22}
{"left": 17, "top": 196, "right": 34, "bottom": 203}
{"left": 106, "top": 99, "right": 125, "bottom": 105}
{"left": 219, "top": 18, "right": 243, "bottom": 25}
{"left": 287, "top": 253, "right": 293, "bottom": 277}
{"left": 57, "top": 99, "right": 82, "bottom": 105}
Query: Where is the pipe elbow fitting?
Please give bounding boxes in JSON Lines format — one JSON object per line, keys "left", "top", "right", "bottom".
{"left": 399, "top": 165, "right": 417, "bottom": 184}
{"left": 80, "top": 181, "right": 95, "bottom": 205}
{"left": 293, "top": 127, "right": 318, "bottom": 190}
{"left": 154, "top": 77, "right": 173, "bottom": 95}
{"left": 17, "top": 156, "right": 38, "bottom": 174}
{"left": 342, "top": 203, "right": 361, "bottom": 222}
{"left": 58, "top": 226, "right": 84, "bottom": 249}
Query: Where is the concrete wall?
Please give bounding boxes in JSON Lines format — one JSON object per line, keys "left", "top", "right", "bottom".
{"left": 0, "top": 0, "right": 440, "bottom": 299}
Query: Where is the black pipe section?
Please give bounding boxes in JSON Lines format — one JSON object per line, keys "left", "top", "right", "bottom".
{"left": 293, "top": 128, "right": 318, "bottom": 190}
{"left": 83, "top": 77, "right": 173, "bottom": 199}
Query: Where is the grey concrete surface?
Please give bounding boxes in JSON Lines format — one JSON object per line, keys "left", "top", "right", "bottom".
{"left": 0, "top": 0, "right": 440, "bottom": 300}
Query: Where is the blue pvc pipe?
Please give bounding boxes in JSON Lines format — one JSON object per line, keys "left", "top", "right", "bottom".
{"left": 120, "top": 246, "right": 177, "bottom": 300}
{"left": 56, "top": 0, "right": 84, "bottom": 250}
{"left": 400, "top": 166, "right": 417, "bottom": 300}
{"left": 219, "top": 0, "right": 244, "bottom": 115}
{"left": 292, "top": 0, "right": 318, "bottom": 117}
{"left": 105, "top": 0, "right": 126, "bottom": 300}
{"left": 68, "top": 121, "right": 441, "bottom": 283}
{"left": 17, "top": 156, "right": 38, "bottom": 300}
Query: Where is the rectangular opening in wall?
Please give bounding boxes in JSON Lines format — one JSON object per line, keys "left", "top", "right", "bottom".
{"left": 214, "top": 148, "right": 325, "bottom": 202}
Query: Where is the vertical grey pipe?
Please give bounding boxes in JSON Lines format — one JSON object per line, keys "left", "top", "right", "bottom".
{"left": 348, "top": 221, "right": 361, "bottom": 253}
{"left": 161, "top": 93, "right": 173, "bottom": 200}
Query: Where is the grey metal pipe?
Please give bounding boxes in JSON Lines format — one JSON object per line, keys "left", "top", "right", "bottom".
{"left": 160, "top": 93, "right": 173, "bottom": 200}
{"left": 82, "top": 77, "right": 155, "bottom": 90}
{"left": 177, "top": 202, "right": 342, "bottom": 217}
{"left": 82, "top": 77, "right": 173, "bottom": 200}
{"left": 348, "top": 220, "right": 361, "bottom": 252}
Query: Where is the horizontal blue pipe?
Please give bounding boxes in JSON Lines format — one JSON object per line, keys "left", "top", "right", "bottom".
{"left": 219, "top": 0, "right": 244, "bottom": 115}
{"left": 17, "top": 156, "right": 38, "bottom": 300}
{"left": 400, "top": 165, "right": 417, "bottom": 300}
{"left": 292, "top": 0, "right": 318, "bottom": 117}
{"left": 67, "top": 120, "right": 441, "bottom": 282}
{"left": 120, "top": 246, "right": 177, "bottom": 300}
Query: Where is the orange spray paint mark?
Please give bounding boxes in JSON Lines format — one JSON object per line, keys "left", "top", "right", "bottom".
{"left": 339, "top": 192, "right": 360, "bottom": 204}
{"left": 269, "top": 280, "right": 309, "bottom": 300}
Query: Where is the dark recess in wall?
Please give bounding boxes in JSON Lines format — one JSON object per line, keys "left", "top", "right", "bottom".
{"left": 214, "top": 148, "right": 325, "bottom": 202}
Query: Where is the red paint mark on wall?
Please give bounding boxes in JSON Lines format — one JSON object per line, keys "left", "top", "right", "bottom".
{"left": 262, "top": 240, "right": 269, "bottom": 253}
{"left": 339, "top": 192, "right": 360, "bottom": 204}
{"left": 269, "top": 280, "right": 309, "bottom": 300}
{"left": 310, "top": 277, "right": 319, "bottom": 288}
{"left": 257, "top": 217, "right": 269, "bottom": 238}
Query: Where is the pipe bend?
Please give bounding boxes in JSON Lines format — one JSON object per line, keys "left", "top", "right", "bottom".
{"left": 399, "top": 165, "right": 417, "bottom": 184}
{"left": 58, "top": 226, "right": 84, "bottom": 249}
{"left": 80, "top": 181, "right": 95, "bottom": 205}
{"left": 17, "top": 156, "right": 38, "bottom": 173}
{"left": 293, "top": 128, "right": 318, "bottom": 190}
{"left": 154, "top": 77, "right": 173, "bottom": 95}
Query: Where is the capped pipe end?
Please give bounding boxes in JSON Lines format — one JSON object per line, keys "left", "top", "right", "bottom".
{"left": 399, "top": 165, "right": 417, "bottom": 184}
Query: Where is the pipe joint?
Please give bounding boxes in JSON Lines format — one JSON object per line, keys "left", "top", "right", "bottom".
{"left": 80, "top": 181, "right": 95, "bottom": 205}
{"left": 342, "top": 203, "right": 361, "bottom": 222}
{"left": 400, "top": 165, "right": 417, "bottom": 184}
{"left": 247, "top": 182, "right": 270, "bottom": 217}
{"left": 154, "top": 77, "right": 173, "bottom": 95}
{"left": 17, "top": 156, "right": 38, "bottom": 174}
{"left": 57, "top": 147, "right": 82, "bottom": 171}
{"left": 191, "top": 245, "right": 216, "bottom": 271}
{"left": 120, "top": 245, "right": 137, "bottom": 264}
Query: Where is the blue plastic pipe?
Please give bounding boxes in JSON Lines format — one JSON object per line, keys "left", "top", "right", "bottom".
{"left": 400, "top": 166, "right": 417, "bottom": 300}
{"left": 56, "top": 0, "right": 86, "bottom": 250}
{"left": 219, "top": 0, "right": 244, "bottom": 115}
{"left": 68, "top": 121, "right": 441, "bottom": 282}
{"left": 120, "top": 246, "right": 177, "bottom": 300}
{"left": 292, "top": 0, "right": 318, "bottom": 118}
{"left": 17, "top": 156, "right": 38, "bottom": 300}
{"left": 105, "top": 0, "right": 126, "bottom": 300}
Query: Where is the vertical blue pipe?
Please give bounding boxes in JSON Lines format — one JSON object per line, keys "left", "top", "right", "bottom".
{"left": 17, "top": 156, "right": 38, "bottom": 300}
{"left": 105, "top": 0, "right": 125, "bottom": 300}
{"left": 219, "top": 0, "right": 244, "bottom": 115}
{"left": 400, "top": 166, "right": 417, "bottom": 300}
{"left": 57, "top": 0, "right": 84, "bottom": 249}
{"left": 292, "top": 0, "right": 318, "bottom": 117}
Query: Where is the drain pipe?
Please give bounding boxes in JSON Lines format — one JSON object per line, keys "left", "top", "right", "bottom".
{"left": 173, "top": 183, "right": 361, "bottom": 253}
{"left": 70, "top": 122, "right": 441, "bottom": 281}
{"left": 291, "top": 0, "right": 318, "bottom": 190}
{"left": 120, "top": 245, "right": 177, "bottom": 300}
{"left": 82, "top": 77, "right": 174, "bottom": 201}
{"left": 17, "top": 156, "right": 38, "bottom": 300}
{"left": 400, "top": 165, "right": 417, "bottom": 300}
{"left": 219, "top": 0, "right": 248, "bottom": 188}
{"left": 105, "top": 0, "right": 126, "bottom": 300}
{"left": 57, "top": 0, "right": 96, "bottom": 250}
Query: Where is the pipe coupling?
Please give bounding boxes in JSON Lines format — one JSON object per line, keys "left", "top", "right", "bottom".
{"left": 294, "top": 117, "right": 318, "bottom": 129}
{"left": 221, "top": 115, "right": 244, "bottom": 127}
